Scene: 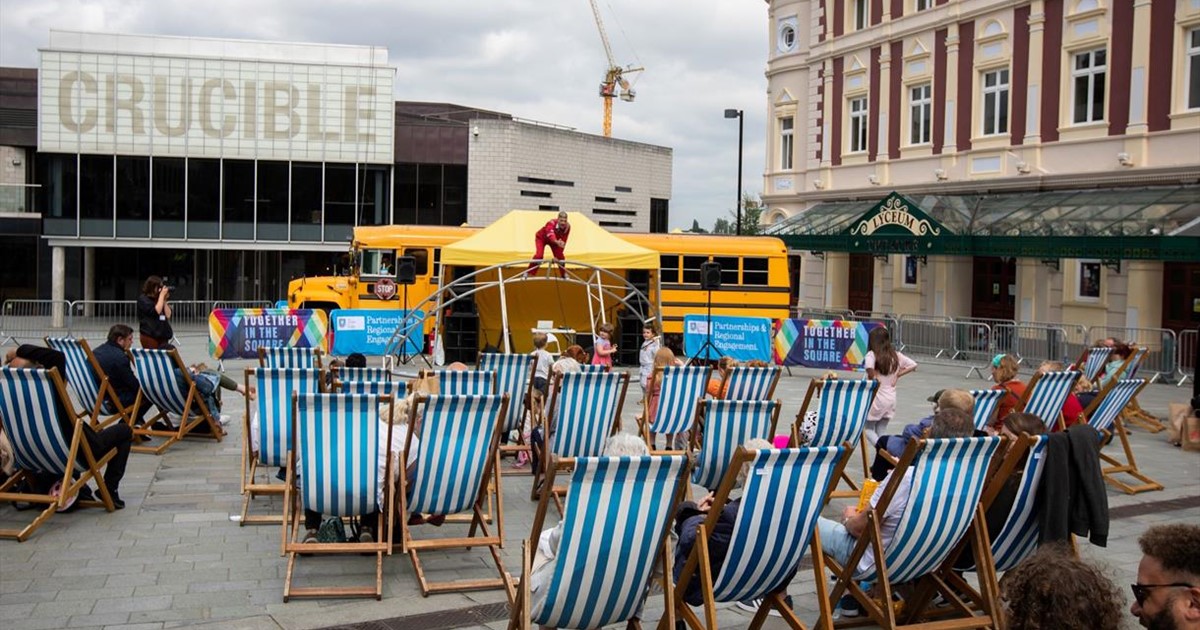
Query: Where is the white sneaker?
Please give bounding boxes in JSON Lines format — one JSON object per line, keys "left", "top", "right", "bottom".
{"left": 218, "top": 414, "right": 232, "bottom": 426}
{"left": 735, "top": 599, "right": 781, "bottom": 617}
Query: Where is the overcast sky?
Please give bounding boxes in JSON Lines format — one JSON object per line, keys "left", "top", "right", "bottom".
{"left": 0, "top": 0, "right": 769, "bottom": 230}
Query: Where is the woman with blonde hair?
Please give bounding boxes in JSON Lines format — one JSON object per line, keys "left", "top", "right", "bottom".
{"left": 989, "top": 354, "right": 1026, "bottom": 430}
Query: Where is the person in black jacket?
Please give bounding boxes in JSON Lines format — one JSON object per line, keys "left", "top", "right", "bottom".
{"left": 136, "top": 275, "right": 173, "bottom": 349}
{"left": 5, "top": 344, "right": 134, "bottom": 509}
{"left": 92, "top": 324, "right": 148, "bottom": 427}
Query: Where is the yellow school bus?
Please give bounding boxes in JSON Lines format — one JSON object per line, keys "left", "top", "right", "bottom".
{"left": 286, "top": 224, "right": 791, "bottom": 341}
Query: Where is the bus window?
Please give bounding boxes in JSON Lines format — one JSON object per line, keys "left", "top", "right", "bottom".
{"left": 682, "top": 255, "right": 707, "bottom": 284}
{"left": 403, "top": 248, "right": 430, "bottom": 276}
{"left": 743, "top": 257, "right": 770, "bottom": 286}
{"left": 361, "top": 249, "right": 394, "bottom": 277}
{"left": 713, "top": 256, "right": 739, "bottom": 286}
{"left": 432, "top": 248, "right": 442, "bottom": 281}
{"left": 660, "top": 254, "right": 680, "bottom": 283}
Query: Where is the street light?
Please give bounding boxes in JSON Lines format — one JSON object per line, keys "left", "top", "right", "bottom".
{"left": 724, "top": 108, "right": 744, "bottom": 235}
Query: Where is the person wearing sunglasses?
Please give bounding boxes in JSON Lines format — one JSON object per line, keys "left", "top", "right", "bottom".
{"left": 1132, "top": 523, "right": 1200, "bottom": 629}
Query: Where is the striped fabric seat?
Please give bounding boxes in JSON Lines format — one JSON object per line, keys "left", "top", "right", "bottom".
{"left": 340, "top": 380, "right": 403, "bottom": 397}
{"left": 478, "top": 353, "right": 535, "bottom": 433}
{"left": 407, "top": 394, "right": 506, "bottom": 516}
{"left": 293, "top": 393, "right": 383, "bottom": 518}
{"left": 1081, "top": 347, "right": 1112, "bottom": 382}
{"left": 548, "top": 372, "right": 627, "bottom": 460}
{"left": 1088, "top": 379, "right": 1146, "bottom": 434}
{"left": 692, "top": 400, "right": 780, "bottom": 490}
{"left": 1020, "top": 370, "right": 1081, "bottom": 430}
{"left": 44, "top": 337, "right": 113, "bottom": 420}
{"left": 711, "top": 447, "right": 844, "bottom": 602}
{"left": 425, "top": 370, "right": 496, "bottom": 396}
{"left": 260, "top": 347, "right": 321, "bottom": 369}
{"left": 336, "top": 367, "right": 390, "bottom": 382}
{"left": 857, "top": 436, "right": 1003, "bottom": 583}
{"left": 988, "top": 435, "right": 1050, "bottom": 572}
{"left": 806, "top": 380, "right": 878, "bottom": 448}
{"left": 130, "top": 348, "right": 190, "bottom": 417}
{"left": 531, "top": 455, "right": 688, "bottom": 629}
{"left": 577, "top": 364, "right": 609, "bottom": 374}
{"left": 1083, "top": 378, "right": 1161, "bottom": 494}
{"left": 1124, "top": 347, "right": 1149, "bottom": 380}
{"left": 253, "top": 368, "right": 323, "bottom": 467}
{"left": 0, "top": 368, "right": 77, "bottom": 475}
{"left": 129, "top": 348, "right": 221, "bottom": 454}
{"left": 723, "top": 366, "right": 782, "bottom": 401}
{"left": 647, "top": 365, "right": 709, "bottom": 437}
{"left": 969, "top": 389, "right": 1006, "bottom": 430}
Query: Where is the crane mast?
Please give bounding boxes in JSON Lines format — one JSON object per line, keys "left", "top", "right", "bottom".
{"left": 588, "top": 0, "right": 642, "bottom": 137}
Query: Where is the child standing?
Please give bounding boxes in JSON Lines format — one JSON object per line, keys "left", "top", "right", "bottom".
{"left": 638, "top": 323, "right": 661, "bottom": 396}
{"left": 863, "top": 327, "right": 917, "bottom": 448}
{"left": 530, "top": 333, "right": 553, "bottom": 399}
{"left": 591, "top": 322, "right": 617, "bottom": 369}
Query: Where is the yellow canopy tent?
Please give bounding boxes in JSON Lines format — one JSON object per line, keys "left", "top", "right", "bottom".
{"left": 437, "top": 211, "right": 659, "bottom": 354}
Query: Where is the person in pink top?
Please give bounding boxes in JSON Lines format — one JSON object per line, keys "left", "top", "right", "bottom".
{"left": 591, "top": 322, "right": 617, "bottom": 369}
{"left": 863, "top": 326, "right": 918, "bottom": 447}
{"left": 522, "top": 211, "right": 571, "bottom": 278}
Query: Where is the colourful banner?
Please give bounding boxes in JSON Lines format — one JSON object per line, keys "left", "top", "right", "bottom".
{"left": 771, "top": 318, "right": 883, "bottom": 370}
{"left": 208, "top": 308, "right": 328, "bottom": 359}
{"left": 330, "top": 309, "right": 424, "bottom": 356}
{"left": 683, "top": 315, "right": 773, "bottom": 362}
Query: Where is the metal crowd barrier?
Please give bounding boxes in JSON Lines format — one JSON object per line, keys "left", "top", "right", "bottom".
{"left": 1178, "top": 329, "right": 1196, "bottom": 386}
{"left": 797, "top": 308, "right": 855, "bottom": 321}
{"left": 1, "top": 300, "right": 71, "bottom": 345}
{"left": 851, "top": 311, "right": 901, "bottom": 347}
{"left": 896, "top": 315, "right": 956, "bottom": 360}
{"left": 994, "top": 322, "right": 1069, "bottom": 369}
{"left": 1088, "top": 325, "right": 1178, "bottom": 383}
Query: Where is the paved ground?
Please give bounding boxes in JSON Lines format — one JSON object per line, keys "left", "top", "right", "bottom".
{"left": 2, "top": 336, "right": 1198, "bottom": 630}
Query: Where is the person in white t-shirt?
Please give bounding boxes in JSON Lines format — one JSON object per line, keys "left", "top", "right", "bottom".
{"left": 816, "top": 408, "right": 974, "bottom": 618}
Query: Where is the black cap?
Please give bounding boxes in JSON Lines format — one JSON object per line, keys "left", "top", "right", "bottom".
{"left": 926, "top": 389, "right": 945, "bottom": 403}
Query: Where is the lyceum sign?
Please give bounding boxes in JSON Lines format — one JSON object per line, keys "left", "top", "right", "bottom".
{"left": 849, "top": 196, "right": 943, "bottom": 237}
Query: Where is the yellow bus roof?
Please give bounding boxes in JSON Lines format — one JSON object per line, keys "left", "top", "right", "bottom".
{"left": 621, "top": 232, "right": 788, "bottom": 256}
{"left": 353, "top": 224, "right": 479, "bottom": 248}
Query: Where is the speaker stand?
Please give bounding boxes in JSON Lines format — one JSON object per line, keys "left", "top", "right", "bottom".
{"left": 687, "top": 289, "right": 722, "bottom": 366}
{"left": 396, "top": 283, "right": 431, "bottom": 368}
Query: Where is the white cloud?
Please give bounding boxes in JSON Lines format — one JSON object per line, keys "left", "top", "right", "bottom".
{"left": 0, "top": 0, "right": 769, "bottom": 230}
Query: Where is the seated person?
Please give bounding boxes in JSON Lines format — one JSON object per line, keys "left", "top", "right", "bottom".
{"left": 92, "top": 324, "right": 150, "bottom": 427}
{"left": 1076, "top": 343, "right": 1134, "bottom": 410}
{"left": 5, "top": 344, "right": 134, "bottom": 509}
{"left": 870, "top": 388, "right": 975, "bottom": 480}
{"left": 999, "top": 545, "right": 1124, "bottom": 630}
{"left": 1035, "top": 361, "right": 1085, "bottom": 429}
{"left": 551, "top": 344, "right": 589, "bottom": 375}
{"left": 990, "top": 354, "right": 1025, "bottom": 431}
{"left": 177, "top": 363, "right": 253, "bottom": 429}
{"left": 672, "top": 438, "right": 783, "bottom": 612}
{"left": 706, "top": 356, "right": 738, "bottom": 399}
{"left": 795, "top": 371, "right": 840, "bottom": 447}
{"left": 817, "top": 408, "right": 975, "bottom": 618}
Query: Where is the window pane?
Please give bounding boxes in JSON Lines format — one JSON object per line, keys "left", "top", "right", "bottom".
{"left": 152, "top": 157, "right": 184, "bottom": 238}
{"left": 358, "top": 165, "right": 389, "bottom": 226}
{"left": 998, "top": 89, "right": 1009, "bottom": 133}
{"left": 1190, "top": 55, "right": 1200, "bottom": 109}
{"left": 395, "top": 164, "right": 418, "bottom": 225}
{"left": 1191, "top": 29, "right": 1200, "bottom": 48}
{"left": 984, "top": 94, "right": 996, "bottom": 134}
{"left": 1095, "top": 49, "right": 1106, "bottom": 67}
{"left": 1074, "top": 76, "right": 1090, "bottom": 123}
{"left": 324, "top": 164, "right": 356, "bottom": 242}
{"left": 660, "top": 254, "right": 679, "bottom": 284}
{"left": 1092, "top": 71, "right": 1106, "bottom": 121}
{"left": 38, "top": 153, "right": 77, "bottom": 235}
{"left": 1000, "top": 69, "right": 1009, "bottom": 84}
{"left": 257, "top": 161, "right": 289, "bottom": 240}
{"left": 187, "top": 158, "right": 220, "bottom": 239}
{"left": 443, "top": 164, "right": 467, "bottom": 227}
{"left": 291, "top": 162, "right": 322, "bottom": 241}
{"left": 222, "top": 159, "right": 254, "bottom": 240}
{"left": 116, "top": 156, "right": 149, "bottom": 237}
{"left": 79, "top": 154, "right": 113, "bottom": 235}
{"left": 1075, "top": 53, "right": 1090, "bottom": 70}
{"left": 682, "top": 255, "right": 706, "bottom": 284}
{"left": 416, "top": 164, "right": 443, "bottom": 225}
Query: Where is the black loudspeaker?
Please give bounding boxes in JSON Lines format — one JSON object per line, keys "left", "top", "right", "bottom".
{"left": 700, "top": 261, "right": 722, "bottom": 291}
{"left": 396, "top": 256, "right": 417, "bottom": 285}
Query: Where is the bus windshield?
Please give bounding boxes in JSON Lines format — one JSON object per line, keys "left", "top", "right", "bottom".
{"left": 360, "top": 249, "right": 394, "bottom": 277}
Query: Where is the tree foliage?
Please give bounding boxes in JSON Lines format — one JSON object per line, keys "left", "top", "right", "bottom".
{"left": 712, "top": 192, "right": 765, "bottom": 235}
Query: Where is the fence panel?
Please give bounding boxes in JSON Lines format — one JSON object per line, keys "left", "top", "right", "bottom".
{"left": 897, "top": 315, "right": 956, "bottom": 360}
{"left": 994, "top": 323, "right": 1071, "bottom": 370}
{"left": 851, "top": 311, "right": 901, "bottom": 347}
{"left": 796, "top": 308, "right": 854, "bottom": 321}
{"left": 1087, "top": 325, "right": 1178, "bottom": 382}
{"left": 1179, "top": 329, "right": 1196, "bottom": 386}
{"left": 67, "top": 300, "right": 140, "bottom": 342}
{"left": 1, "top": 300, "right": 71, "bottom": 345}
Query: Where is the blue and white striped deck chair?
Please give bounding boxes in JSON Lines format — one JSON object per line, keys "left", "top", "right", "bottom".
{"left": 691, "top": 399, "right": 781, "bottom": 491}
{"left": 511, "top": 454, "right": 690, "bottom": 630}
{"left": 674, "top": 446, "right": 848, "bottom": 627}
{"left": 1017, "top": 370, "right": 1081, "bottom": 431}
{"left": 258, "top": 347, "right": 323, "bottom": 369}
{"left": 1084, "top": 378, "right": 1162, "bottom": 494}
{"left": 794, "top": 378, "right": 878, "bottom": 498}
{"left": 398, "top": 394, "right": 513, "bottom": 598}
{"left": 534, "top": 371, "right": 629, "bottom": 505}
{"left": 340, "top": 380, "right": 404, "bottom": 397}
{"left": 643, "top": 365, "right": 710, "bottom": 451}
{"left": 284, "top": 393, "right": 393, "bottom": 601}
{"left": 44, "top": 337, "right": 128, "bottom": 428}
{"left": 334, "top": 366, "right": 390, "bottom": 385}
{"left": 0, "top": 367, "right": 117, "bottom": 541}
{"left": 129, "top": 348, "right": 222, "bottom": 455}
{"left": 722, "top": 366, "right": 782, "bottom": 401}
{"left": 1076, "top": 347, "right": 1112, "bottom": 382}
{"left": 969, "top": 389, "right": 1006, "bottom": 430}
{"left": 1124, "top": 347, "right": 1149, "bottom": 380}
{"left": 478, "top": 352, "right": 537, "bottom": 439}
{"left": 828, "top": 436, "right": 1005, "bottom": 630}
{"left": 241, "top": 367, "right": 323, "bottom": 530}
{"left": 577, "top": 363, "right": 610, "bottom": 373}
{"left": 422, "top": 369, "right": 496, "bottom": 396}
{"left": 986, "top": 435, "right": 1050, "bottom": 573}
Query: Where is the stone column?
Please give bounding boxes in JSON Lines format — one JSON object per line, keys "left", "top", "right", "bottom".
{"left": 52, "top": 246, "right": 66, "bottom": 329}
{"left": 83, "top": 246, "right": 95, "bottom": 317}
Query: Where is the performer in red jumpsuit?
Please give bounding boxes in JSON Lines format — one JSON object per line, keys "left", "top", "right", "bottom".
{"left": 523, "top": 211, "right": 571, "bottom": 277}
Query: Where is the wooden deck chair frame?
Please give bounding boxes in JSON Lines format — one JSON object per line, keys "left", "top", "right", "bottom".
{"left": 240, "top": 367, "right": 324, "bottom": 539}
{"left": 639, "top": 364, "right": 712, "bottom": 453}
{"left": 478, "top": 353, "right": 539, "bottom": 473}
{"left": 44, "top": 336, "right": 130, "bottom": 429}
{"left": 722, "top": 365, "right": 783, "bottom": 401}
{"left": 1116, "top": 347, "right": 1165, "bottom": 432}
{"left": 127, "top": 348, "right": 223, "bottom": 455}
{"left": 1071, "top": 346, "right": 1113, "bottom": 382}
{"left": 0, "top": 367, "right": 117, "bottom": 541}
{"left": 258, "top": 346, "right": 324, "bottom": 369}
{"left": 511, "top": 454, "right": 692, "bottom": 630}
{"left": 792, "top": 378, "right": 879, "bottom": 500}
{"left": 1015, "top": 369, "right": 1081, "bottom": 432}
{"left": 396, "top": 393, "right": 515, "bottom": 600}
{"left": 282, "top": 393, "right": 393, "bottom": 601}
{"left": 670, "top": 446, "right": 849, "bottom": 630}
{"left": 1083, "top": 378, "right": 1163, "bottom": 494}
{"left": 824, "top": 436, "right": 1006, "bottom": 630}
{"left": 530, "top": 371, "right": 629, "bottom": 512}
{"left": 689, "top": 399, "right": 782, "bottom": 492}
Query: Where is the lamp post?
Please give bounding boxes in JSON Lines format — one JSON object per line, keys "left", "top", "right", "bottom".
{"left": 724, "top": 108, "right": 744, "bottom": 235}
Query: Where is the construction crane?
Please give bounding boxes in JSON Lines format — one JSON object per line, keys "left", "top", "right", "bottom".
{"left": 588, "top": 0, "right": 642, "bottom": 137}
